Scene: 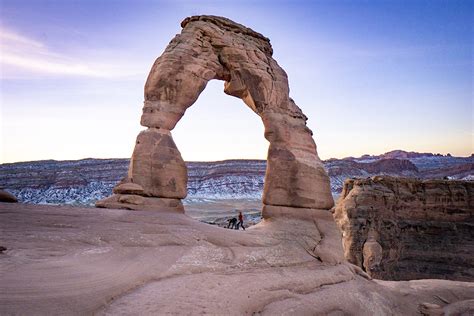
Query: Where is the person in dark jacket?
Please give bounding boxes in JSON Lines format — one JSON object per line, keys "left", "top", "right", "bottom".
{"left": 227, "top": 217, "right": 237, "bottom": 229}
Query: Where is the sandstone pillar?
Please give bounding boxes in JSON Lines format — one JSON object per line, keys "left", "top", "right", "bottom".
{"left": 96, "top": 119, "right": 187, "bottom": 212}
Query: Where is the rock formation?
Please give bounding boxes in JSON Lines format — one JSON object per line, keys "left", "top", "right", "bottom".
{"left": 0, "top": 189, "right": 17, "bottom": 203}
{"left": 97, "top": 15, "right": 333, "bottom": 214}
{"left": 333, "top": 176, "right": 474, "bottom": 281}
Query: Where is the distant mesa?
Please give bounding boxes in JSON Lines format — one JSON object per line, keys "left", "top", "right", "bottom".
{"left": 97, "top": 15, "right": 333, "bottom": 215}
{"left": 342, "top": 149, "right": 457, "bottom": 161}
{"left": 380, "top": 149, "right": 435, "bottom": 159}
{"left": 0, "top": 150, "right": 472, "bottom": 206}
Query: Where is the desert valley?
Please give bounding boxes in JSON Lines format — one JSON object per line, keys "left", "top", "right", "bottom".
{"left": 1, "top": 149, "right": 472, "bottom": 226}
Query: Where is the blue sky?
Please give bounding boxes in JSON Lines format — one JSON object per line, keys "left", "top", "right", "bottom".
{"left": 1, "top": 0, "right": 472, "bottom": 163}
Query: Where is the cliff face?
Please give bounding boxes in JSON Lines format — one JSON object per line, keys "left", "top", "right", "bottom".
{"left": 333, "top": 176, "right": 474, "bottom": 281}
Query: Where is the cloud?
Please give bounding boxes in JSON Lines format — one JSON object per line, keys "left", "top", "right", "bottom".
{"left": 0, "top": 29, "right": 44, "bottom": 48}
{"left": 0, "top": 27, "right": 143, "bottom": 78}
{"left": 1, "top": 52, "right": 108, "bottom": 77}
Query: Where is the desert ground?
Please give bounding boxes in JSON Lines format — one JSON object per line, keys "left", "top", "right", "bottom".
{"left": 1, "top": 202, "right": 473, "bottom": 315}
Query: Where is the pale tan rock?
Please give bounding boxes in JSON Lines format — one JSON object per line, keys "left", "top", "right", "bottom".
{"left": 97, "top": 15, "right": 333, "bottom": 213}
{"left": 113, "top": 182, "right": 144, "bottom": 195}
{"left": 126, "top": 128, "right": 187, "bottom": 199}
{"left": 262, "top": 205, "right": 346, "bottom": 265}
{"left": 263, "top": 205, "right": 330, "bottom": 221}
{"left": 418, "top": 302, "right": 443, "bottom": 315}
{"left": 442, "top": 299, "right": 474, "bottom": 315}
{"left": 363, "top": 234, "right": 383, "bottom": 273}
{"left": 95, "top": 194, "right": 184, "bottom": 212}
{"left": 2, "top": 203, "right": 474, "bottom": 315}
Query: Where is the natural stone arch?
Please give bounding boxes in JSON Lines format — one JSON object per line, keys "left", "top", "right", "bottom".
{"left": 97, "top": 15, "right": 334, "bottom": 216}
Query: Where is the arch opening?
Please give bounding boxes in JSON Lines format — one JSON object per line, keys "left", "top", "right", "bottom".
{"left": 173, "top": 79, "right": 268, "bottom": 226}
{"left": 96, "top": 15, "right": 334, "bottom": 218}
{"left": 173, "top": 79, "right": 268, "bottom": 162}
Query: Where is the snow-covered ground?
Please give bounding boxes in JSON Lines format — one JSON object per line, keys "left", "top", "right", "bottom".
{"left": 1, "top": 151, "right": 472, "bottom": 207}
{"left": 8, "top": 181, "right": 116, "bottom": 206}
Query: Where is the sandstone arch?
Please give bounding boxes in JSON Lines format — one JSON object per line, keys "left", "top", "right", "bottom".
{"left": 96, "top": 15, "right": 334, "bottom": 215}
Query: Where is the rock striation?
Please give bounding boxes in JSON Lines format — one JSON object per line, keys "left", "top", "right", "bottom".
{"left": 97, "top": 15, "right": 333, "bottom": 214}
{"left": 333, "top": 176, "right": 474, "bottom": 281}
{"left": 1, "top": 153, "right": 472, "bottom": 206}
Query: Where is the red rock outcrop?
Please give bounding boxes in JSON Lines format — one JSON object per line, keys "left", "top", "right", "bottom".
{"left": 97, "top": 15, "right": 333, "bottom": 214}
{"left": 333, "top": 176, "right": 474, "bottom": 281}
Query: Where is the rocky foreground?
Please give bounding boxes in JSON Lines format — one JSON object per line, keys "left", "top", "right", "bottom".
{"left": 1, "top": 203, "right": 473, "bottom": 315}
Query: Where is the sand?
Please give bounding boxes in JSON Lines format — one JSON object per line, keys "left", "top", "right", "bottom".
{"left": 1, "top": 203, "right": 473, "bottom": 315}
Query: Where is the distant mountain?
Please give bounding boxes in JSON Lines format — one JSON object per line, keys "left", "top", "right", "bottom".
{"left": 380, "top": 150, "right": 435, "bottom": 159}
{"left": 325, "top": 158, "right": 419, "bottom": 193}
{"left": 0, "top": 150, "right": 472, "bottom": 206}
{"left": 344, "top": 149, "right": 460, "bottom": 161}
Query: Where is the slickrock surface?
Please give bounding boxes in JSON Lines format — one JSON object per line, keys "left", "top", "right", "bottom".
{"left": 334, "top": 176, "right": 474, "bottom": 281}
{"left": 98, "top": 15, "right": 333, "bottom": 212}
{"left": 1, "top": 203, "right": 473, "bottom": 315}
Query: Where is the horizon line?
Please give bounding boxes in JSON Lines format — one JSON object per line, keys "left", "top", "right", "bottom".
{"left": 1, "top": 149, "right": 472, "bottom": 165}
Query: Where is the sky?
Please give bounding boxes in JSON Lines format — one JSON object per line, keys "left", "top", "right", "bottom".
{"left": 0, "top": 0, "right": 472, "bottom": 163}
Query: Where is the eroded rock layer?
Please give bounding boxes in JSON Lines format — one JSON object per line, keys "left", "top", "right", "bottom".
{"left": 97, "top": 15, "right": 333, "bottom": 213}
{"left": 334, "top": 176, "right": 474, "bottom": 281}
